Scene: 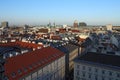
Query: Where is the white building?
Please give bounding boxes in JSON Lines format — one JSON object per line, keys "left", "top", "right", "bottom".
{"left": 74, "top": 52, "right": 120, "bottom": 80}
{"left": 106, "top": 24, "right": 112, "bottom": 31}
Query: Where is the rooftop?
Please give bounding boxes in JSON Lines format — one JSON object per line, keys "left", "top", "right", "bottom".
{"left": 0, "top": 47, "right": 21, "bottom": 56}
{"left": 4, "top": 46, "right": 64, "bottom": 80}
{"left": 74, "top": 52, "right": 120, "bottom": 68}
{"left": 0, "top": 41, "right": 43, "bottom": 50}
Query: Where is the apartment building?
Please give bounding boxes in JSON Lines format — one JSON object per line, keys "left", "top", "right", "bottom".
{"left": 74, "top": 52, "right": 120, "bottom": 80}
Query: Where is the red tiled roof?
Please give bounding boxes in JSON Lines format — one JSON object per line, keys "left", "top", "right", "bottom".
{"left": 71, "top": 29, "right": 80, "bottom": 33}
{"left": 75, "top": 37, "right": 86, "bottom": 42}
{"left": 51, "top": 35, "right": 62, "bottom": 40}
{"left": 79, "top": 38, "right": 86, "bottom": 42}
{"left": 0, "top": 41, "right": 43, "bottom": 49}
{"left": 4, "top": 46, "right": 65, "bottom": 80}
{"left": 59, "top": 28, "right": 66, "bottom": 33}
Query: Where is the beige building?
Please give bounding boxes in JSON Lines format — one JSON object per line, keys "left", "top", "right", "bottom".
{"left": 106, "top": 24, "right": 112, "bottom": 31}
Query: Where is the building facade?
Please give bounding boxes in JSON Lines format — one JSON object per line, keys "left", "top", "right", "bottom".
{"left": 106, "top": 24, "right": 112, "bottom": 31}
{"left": 1, "top": 21, "right": 8, "bottom": 28}
{"left": 21, "top": 54, "right": 65, "bottom": 80}
{"left": 74, "top": 52, "right": 120, "bottom": 80}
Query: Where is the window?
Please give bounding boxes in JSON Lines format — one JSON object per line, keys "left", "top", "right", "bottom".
{"left": 11, "top": 72, "right": 16, "bottom": 77}
{"left": 76, "top": 70, "right": 79, "bottom": 75}
{"left": 29, "top": 65, "right": 32, "bottom": 69}
{"left": 38, "top": 61, "right": 41, "bottom": 65}
{"left": 109, "top": 71, "right": 112, "bottom": 76}
{"left": 95, "top": 75, "right": 98, "bottom": 80}
{"left": 24, "top": 67, "right": 28, "bottom": 72}
{"left": 117, "top": 73, "right": 120, "bottom": 77}
{"left": 77, "top": 65, "right": 80, "bottom": 68}
{"left": 95, "top": 68, "right": 98, "bottom": 73}
{"left": 32, "top": 64, "right": 35, "bottom": 67}
{"left": 33, "top": 63, "right": 37, "bottom": 67}
{"left": 102, "top": 76, "right": 105, "bottom": 80}
{"left": 18, "top": 69, "right": 22, "bottom": 74}
{"left": 102, "top": 70, "right": 105, "bottom": 74}
{"left": 76, "top": 76, "right": 80, "bottom": 80}
{"left": 41, "top": 60, "right": 44, "bottom": 63}
{"left": 109, "top": 78, "right": 112, "bottom": 80}
{"left": 88, "top": 67, "right": 91, "bottom": 71}
{"left": 88, "top": 74, "right": 91, "bottom": 78}
{"left": 82, "top": 66, "right": 86, "bottom": 70}
{"left": 82, "top": 72, "right": 85, "bottom": 77}
{"left": 43, "top": 59, "right": 47, "bottom": 62}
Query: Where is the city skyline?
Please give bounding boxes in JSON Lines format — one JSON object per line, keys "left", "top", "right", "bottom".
{"left": 0, "top": 0, "right": 120, "bottom": 26}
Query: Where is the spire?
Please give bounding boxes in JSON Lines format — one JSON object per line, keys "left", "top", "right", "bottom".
{"left": 49, "top": 20, "right": 51, "bottom": 27}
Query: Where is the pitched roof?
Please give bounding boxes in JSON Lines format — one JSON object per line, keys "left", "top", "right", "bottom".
{"left": 0, "top": 41, "right": 43, "bottom": 49}
{"left": 75, "top": 52, "right": 120, "bottom": 68}
{"left": 71, "top": 29, "right": 80, "bottom": 33}
{"left": 51, "top": 35, "right": 62, "bottom": 40}
{"left": 0, "top": 47, "right": 21, "bottom": 55}
{"left": 4, "top": 47, "right": 64, "bottom": 80}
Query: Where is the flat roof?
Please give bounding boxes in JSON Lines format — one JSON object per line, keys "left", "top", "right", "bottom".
{"left": 74, "top": 52, "right": 120, "bottom": 68}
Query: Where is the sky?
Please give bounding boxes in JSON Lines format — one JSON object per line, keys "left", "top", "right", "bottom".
{"left": 0, "top": 0, "right": 120, "bottom": 26}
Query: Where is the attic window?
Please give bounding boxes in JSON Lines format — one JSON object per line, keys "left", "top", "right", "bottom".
{"left": 24, "top": 67, "right": 28, "bottom": 72}
{"left": 34, "top": 63, "right": 38, "bottom": 67}
{"left": 50, "top": 56, "right": 54, "bottom": 59}
{"left": 56, "top": 54, "right": 59, "bottom": 56}
{"left": 38, "top": 61, "right": 41, "bottom": 65}
{"left": 29, "top": 65, "right": 32, "bottom": 69}
{"left": 11, "top": 72, "right": 16, "bottom": 78}
{"left": 44, "top": 59, "right": 48, "bottom": 62}
{"left": 41, "top": 61, "right": 44, "bottom": 63}
{"left": 18, "top": 69, "right": 22, "bottom": 74}
{"left": 52, "top": 55, "right": 55, "bottom": 58}
{"left": 32, "top": 63, "right": 37, "bottom": 67}
{"left": 53, "top": 54, "right": 56, "bottom": 57}
{"left": 31, "top": 64, "right": 35, "bottom": 67}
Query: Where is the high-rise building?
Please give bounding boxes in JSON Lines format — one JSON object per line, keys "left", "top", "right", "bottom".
{"left": 1, "top": 21, "right": 9, "bottom": 28}
{"left": 73, "top": 20, "right": 78, "bottom": 28}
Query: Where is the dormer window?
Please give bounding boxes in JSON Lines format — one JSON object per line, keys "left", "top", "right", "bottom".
{"left": 29, "top": 65, "right": 32, "bottom": 69}
{"left": 18, "top": 69, "right": 22, "bottom": 74}
{"left": 24, "top": 67, "right": 28, "bottom": 72}
{"left": 11, "top": 72, "right": 16, "bottom": 78}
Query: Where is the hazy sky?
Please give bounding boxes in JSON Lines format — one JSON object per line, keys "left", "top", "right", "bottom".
{"left": 0, "top": 0, "right": 120, "bottom": 26}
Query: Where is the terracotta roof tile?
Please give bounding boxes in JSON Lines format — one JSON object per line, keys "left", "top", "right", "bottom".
{"left": 4, "top": 46, "right": 64, "bottom": 80}
{"left": 0, "top": 41, "right": 43, "bottom": 49}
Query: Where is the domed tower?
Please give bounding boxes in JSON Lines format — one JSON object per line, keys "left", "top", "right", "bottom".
{"left": 73, "top": 20, "right": 78, "bottom": 28}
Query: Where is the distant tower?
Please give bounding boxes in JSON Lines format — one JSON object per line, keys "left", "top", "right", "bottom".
{"left": 1, "top": 21, "right": 9, "bottom": 28}
{"left": 106, "top": 24, "right": 112, "bottom": 31}
{"left": 53, "top": 21, "right": 56, "bottom": 28}
{"left": 73, "top": 20, "right": 78, "bottom": 28}
{"left": 48, "top": 21, "right": 51, "bottom": 28}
